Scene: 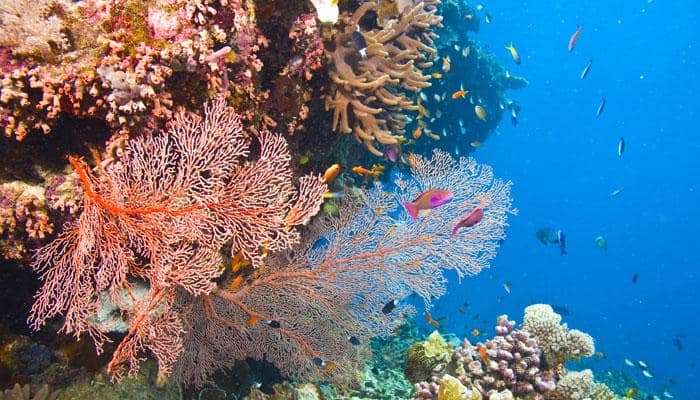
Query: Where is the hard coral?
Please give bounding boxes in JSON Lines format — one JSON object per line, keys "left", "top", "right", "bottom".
{"left": 325, "top": 0, "right": 442, "bottom": 156}
{"left": 0, "top": 182, "right": 53, "bottom": 260}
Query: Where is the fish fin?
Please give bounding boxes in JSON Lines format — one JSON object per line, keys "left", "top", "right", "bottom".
{"left": 403, "top": 201, "right": 419, "bottom": 221}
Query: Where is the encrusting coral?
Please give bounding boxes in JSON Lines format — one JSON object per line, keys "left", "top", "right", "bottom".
{"left": 325, "top": 0, "right": 443, "bottom": 156}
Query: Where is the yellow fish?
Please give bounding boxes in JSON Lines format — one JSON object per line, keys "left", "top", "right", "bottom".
{"left": 470, "top": 141, "right": 481, "bottom": 148}
{"left": 432, "top": 72, "right": 443, "bottom": 79}
{"left": 474, "top": 105, "right": 487, "bottom": 121}
{"left": 299, "top": 155, "right": 310, "bottom": 165}
{"left": 471, "top": 328, "right": 480, "bottom": 337}
{"left": 412, "top": 124, "right": 423, "bottom": 140}
{"left": 442, "top": 56, "right": 451, "bottom": 73}
{"left": 505, "top": 42, "right": 521, "bottom": 65}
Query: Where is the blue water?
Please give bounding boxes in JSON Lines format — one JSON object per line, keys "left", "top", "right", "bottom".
{"left": 426, "top": 1, "right": 699, "bottom": 398}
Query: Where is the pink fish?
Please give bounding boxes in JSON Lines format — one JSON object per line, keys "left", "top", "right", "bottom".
{"left": 450, "top": 208, "right": 484, "bottom": 237}
{"left": 568, "top": 25, "right": 582, "bottom": 52}
{"left": 403, "top": 189, "right": 454, "bottom": 221}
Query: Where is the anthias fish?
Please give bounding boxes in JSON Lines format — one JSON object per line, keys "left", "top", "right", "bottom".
{"left": 323, "top": 163, "right": 341, "bottom": 183}
{"left": 474, "top": 105, "right": 487, "bottom": 121}
{"left": 618, "top": 137, "right": 625, "bottom": 157}
{"left": 568, "top": 25, "right": 583, "bottom": 52}
{"left": 580, "top": 59, "right": 592, "bottom": 80}
{"left": 403, "top": 189, "right": 454, "bottom": 221}
{"left": 505, "top": 43, "right": 521, "bottom": 65}
{"left": 451, "top": 208, "right": 484, "bottom": 237}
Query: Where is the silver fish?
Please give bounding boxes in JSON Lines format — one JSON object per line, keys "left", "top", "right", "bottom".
{"left": 610, "top": 187, "right": 624, "bottom": 197}
{"left": 580, "top": 59, "right": 593, "bottom": 80}
{"left": 617, "top": 137, "right": 625, "bottom": 158}
{"left": 596, "top": 97, "right": 606, "bottom": 117}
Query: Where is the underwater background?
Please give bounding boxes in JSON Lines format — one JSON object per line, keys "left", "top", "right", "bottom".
{"left": 427, "top": 0, "right": 700, "bottom": 398}
{"left": 0, "top": 0, "right": 698, "bottom": 399}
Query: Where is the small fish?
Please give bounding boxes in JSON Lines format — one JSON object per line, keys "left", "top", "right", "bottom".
{"left": 412, "top": 124, "right": 423, "bottom": 140}
{"left": 312, "top": 357, "right": 326, "bottom": 367}
{"left": 385, "top": 144, "right": 400, "bottom": 162}
{"left": 632, "top": 272, "right": 639, "bottom": 284}
{"left": 442, "top": 56, "right": 451, "bottom": 73}
{"left": 505, "top": 43, "right": 521, "bottom": 65}
{"left": 638, "top": 360, "right": 649, "bottom": 368}
{"left": 382, "top": 299, "right": 398, "bottom": 314}
{"left": 610, "top": 187, "right": 625, "bottom": 197}
{"left": 462, "top": 47, "right": 471, "bottom": 57}
{"left": 323, "top": 192, "right": 345, "bottom": 199}
{"left": 451, "top": 89, "right": 469, "bottom": 99}
{"left": 471, "top": 328, "right": 480, "bottom": 337}
{"left": 474, "top": 105, "right": 487, "bottom": 120}
{"left": 465, "top": 14, "right": 474, "bottom": 20}
{"left": 618, "top": 137, "right": 625, "bottom": 157}
{"left": 625, "top": 388, "right": 638, "bottom": 398}
{"left": 477, "top": 344, "right": 489, "bottom": 364}
{"left": 594, "top": 236, "right": 608, "bottom": 251}
{"left": 299, "top": 155, "right": 310, "bottom": 165}
{"left": 552, "top": 305, "right": 570, "bottom": 316}
{"left": 247, "top": 314, "right": 259, "bottom": 326}
{"left": 624, "top": 359, "right": 635, "bottom": 367}
{"left": 457, "top": 306, "right": 465, "bottom": 313}
{"left": 229, "top": 251, "right": 250, "bottom": 273}
{"left": 351, "top": 28, "right": 368, "bottom": 60}
{"left": 473, "top": 313, "right": 480, "bottom": 320}
{"left": 323, "top": 163, "right": 341, "bottom": 183}
{"left": 352, "top": 166, "right": 374, "bottom": 176}
{"left": 347, "top": 336, "right": 361, "bottom": 346}
{"left": 402, "top": 189, "right": 454, "bottom": 221}
{"left": 419, "top": 91, "right": 428, "bottom": 102}
{"left": 266, "top": 320, "right": 281, "bottom": 328}
{"left": 433, "top": 94, "right": 442, "bottom": 102}
{"left": 427, "top": 132, "right": 441, "bottom": 141}
{"left": 672, "top": 334, "right": 684, "bottom": 351}
{"left": 594, "top": 351, "right": 606, "bottom": 359}
{"left": 642, "top": 370, "right": 654, "bottom": 378}
{"left": 453, "top": 44, "right": 461, "bottom": 51}
{"left": 425, "top": 311, "right": 440, "bottom": 328}
{"left": 557, "top": 229, "right": 567, "bottom": 255}
{"left": 663, "top": 390, "right": 674, "bottom": 398}
{"left": 580, "top": 59, "right": 593, "bottom": 80}
{"left": 432, "top": 72, "right": 443, "bottom": 79}
{"left": 511, "top": 108, "right": 518, "bottom": 127}
{"left": 596, "top": 97, "right": 606, "bottom": 117}
{"left": 253, "top": 382, "right": 262, "bottom": 389}
{"left": 503, "top": 281, "right": 511, "bottom": 294}
{"left": 568, "top": 25, "right": 583, "bottom": 52}
{"left": 484, "top": 12, "right": 492, "bottom": 24}
{"left": 228, "top": 274, "right": 244, "bottom": 290}
{"left": 451, "top": 208, "right": 484, "bottom": 237}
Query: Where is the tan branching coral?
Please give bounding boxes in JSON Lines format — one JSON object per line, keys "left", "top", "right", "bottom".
{"left": 325, "top": 0, "right": 442, "bottom": 156}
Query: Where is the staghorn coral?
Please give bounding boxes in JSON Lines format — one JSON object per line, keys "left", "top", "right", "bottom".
{"left": 172, "top": 149, "right": 514, "bottom": 387}
{"left": 28, "top": 100, "right": 327, "bottom": 382}
{"left": 325, "top": 0, "right": 443, "bottom": 156}
{"left": 522, "top": 304, "right": 595, "bottom": 367}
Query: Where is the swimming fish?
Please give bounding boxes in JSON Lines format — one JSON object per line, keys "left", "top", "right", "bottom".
{"left": 323, "top": 192, "right": 345, "bottom": 199}
{"left": 552, "top": 305, "right": 570, "bottom": 316}
{"left": 535, "top": 227, "right": 567, "bottom": 255}
{"left": 663, "top": 391, "right": 674, "bottom": 399}
{"left": 568, "top": 25, "right": 583, "bottom": 52}
{"left": 352, "top": 165, "right": 381, "bottom": 177}
{"left": 625, "top": 388, "right": 638, "bottom": 398}
{"left": 638, "top": 360, "right": 649, "bottom": 368}
{"left": 351, "top": 28, "right": 368, "bottom": 60}
{"left": 228, "top": 274, "right": 244, "bottom": 290}
{"left": 382, "top": 299, "right": 398, "bottom": 314}
{"left": 247, "top": 314, "right": 259, "bottom": 326}
{"left": 474, "top": 105, "right": 487, "bottom": 120}
{"left": 442, "top": 56, "right": 451, "bottom": 73}
{"left": 618, "top": 137, "right": 625, "bottom": 157}
{"left": 580, "top": 59, "right": 593, "bottom": 80}
{"left": 470, "top": 141, "right": 481, "bottom": 148}
{"left": 425, "top": 311, "right": 440, "bottom": 328}
{"left": 557, "top": 229, "right": 567, "bottom": 255}
{"left": 451, "top": 208, "right": 484, "bottom": 237}
{"left": 624, "top": 359, "right": 635, "bottom": 367}
{"left": 484, "top": 12, "right": 492, "bottom": 24}
{"left": 347, "top": 336, "right": 361, "bottom": 346}
{"left": 323, "top": 163, "right": 341, "bottom": 183}
{"left": 610, "top": 187, "right": 625, "bottom": 197}
{"left": 594, "top": 236, "right": 608, "bottom": 251}
{"left": 672, "top": 334, "right": 684, "bottom": 351}
{"left": 477, "top": 344, "right": 489, "bottom": 364}
{"left": 462, "top": 47, "right": 471, "bottom": 57}
{"left": 503, "top": 281, "right": 512, "bottom": 294}
{"left": 642, "top": 370, "right": 654, "bottom": 378}
{"left": 632, "top": 272, "right": 639, "bottom": 284}
{"left": 385, "top": 144, "right": 400, "bottom": 162}
{"left": 451, "top": 89, "right": 469, "bottom": 99}
{"left": 505, "top": 43, "right": 521, "bottom": 65}
{"left": 596, "top": 97, "right": 606, "bottom": 117}
{"left": 412, "top": 123, "right": 423, "bottom": 140}
{"left": 432, "top": 72, "right": 443, "bottom": 79}
{"left": 511, "top": 108, "right": 518, "bottom": 127}
{"left": 402, "top": 189, "right": 454, "bottom": 221}
{"left": 266, "top": 320, "right": 281, "bottom": 328}
{"left": 299, "top": 155, "right": 310, "bottom": 165}
{"left": 471, "top": 328, "right": 479, "bottom": 336}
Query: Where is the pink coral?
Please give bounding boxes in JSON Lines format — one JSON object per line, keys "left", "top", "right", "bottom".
{"left": 28, "top": 100, "right": 326, "bottom": 381}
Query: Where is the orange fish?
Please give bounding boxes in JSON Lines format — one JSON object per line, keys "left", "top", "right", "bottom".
{"left": 412, "top": 124, "right": 423, "bottom": 140}
{"left": 432, "top": 72, "right": 443, "bottom": 79}
{"left": 451, "top": 89, "right": 469, "bottom": 99}
{"left": 228, "top": 274, "right": 244, "bottom": 290}
{"left": 425, "top": 311, "right": 441, "bottom": 328}
{"left": 477, "top": 344, "right": 489, "bottom": 364}
{"left": 322, "top": 361, "right": 337, "bottom": 372}
{"left": 323, "top": 163, "right": 341, "bottom": 183}
{"left": 247, "top": 314, "right": 259, "bottom": 326}
{"left": 229, "top": 251, "right": 250, "bottom": 272}
{"left": 352, "top": 166, "right": 373, "bottom": 176}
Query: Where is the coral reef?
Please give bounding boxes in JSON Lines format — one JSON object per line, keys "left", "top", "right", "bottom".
{"left": 405, "top": 331, "right": 453, "bottom": 384}
{"left": 0, "top": 384, "right": 60, "bottom": 400}
{"left": 325, "top": 0, "right": 443, "bottom": 156}
{"left": 522, "top": 304, "right": 595, "bottom": 367}
{"left": 0, "top": 0, "right": 268, "bottom": 141}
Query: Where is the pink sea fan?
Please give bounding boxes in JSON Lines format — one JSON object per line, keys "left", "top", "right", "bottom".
{"left": 28, "top": 100, "right": 326, "bottom": 381}
{"left": 173, "top": 149, "right": 514, "bottom": 386}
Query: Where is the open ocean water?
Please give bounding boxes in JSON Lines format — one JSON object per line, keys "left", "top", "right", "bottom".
{"left": 427, "top": 0, "right": 699, "bottom": 398}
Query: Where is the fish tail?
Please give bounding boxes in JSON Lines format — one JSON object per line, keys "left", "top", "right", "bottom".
{"left": 403, "top": 201, "right": 419, "bottom": 221}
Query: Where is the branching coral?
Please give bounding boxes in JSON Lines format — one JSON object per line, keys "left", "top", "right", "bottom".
{"left": 325, "top": 0, "right": 442, "bottom": 156}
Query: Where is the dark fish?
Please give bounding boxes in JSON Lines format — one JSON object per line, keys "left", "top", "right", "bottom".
{"left": 632, "top": 272, "right": 639, "bottom": 284}
{"left": 552, "top": 305, "right": 570, "bottom": 316}
{"left": 596, "top": 97, "right": 606, "bottom": 117}
{"left": 557, "top": 229, "right": 567, "bottom": 255}
{"left": 536, "top": 228, "right": 559, "bottom": 245}
{"left": 312, "top": 357, "right": 326, "bottom": 367}
{"left": 347, "top": 336, "right": 361, "bottom": 346}
{"left": 618, "top": 137, "right": 625, "bottom": 158}
{"left": 673, "top": 335, "right": 685, "bottom": 351}
{"left": 266, "top": 320, "right": 281, "bottom": 328}
{"left": 351, "top": 29, "right": 368, "bottom": 60}
{"left": 473, "top": 313, "right": 480, "bottom": 320}
{"left": 580, "top": 59, "right": 593, "bottom": 80}
{"left": 382, "top": 299, "right": 398, "bottom": 314}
